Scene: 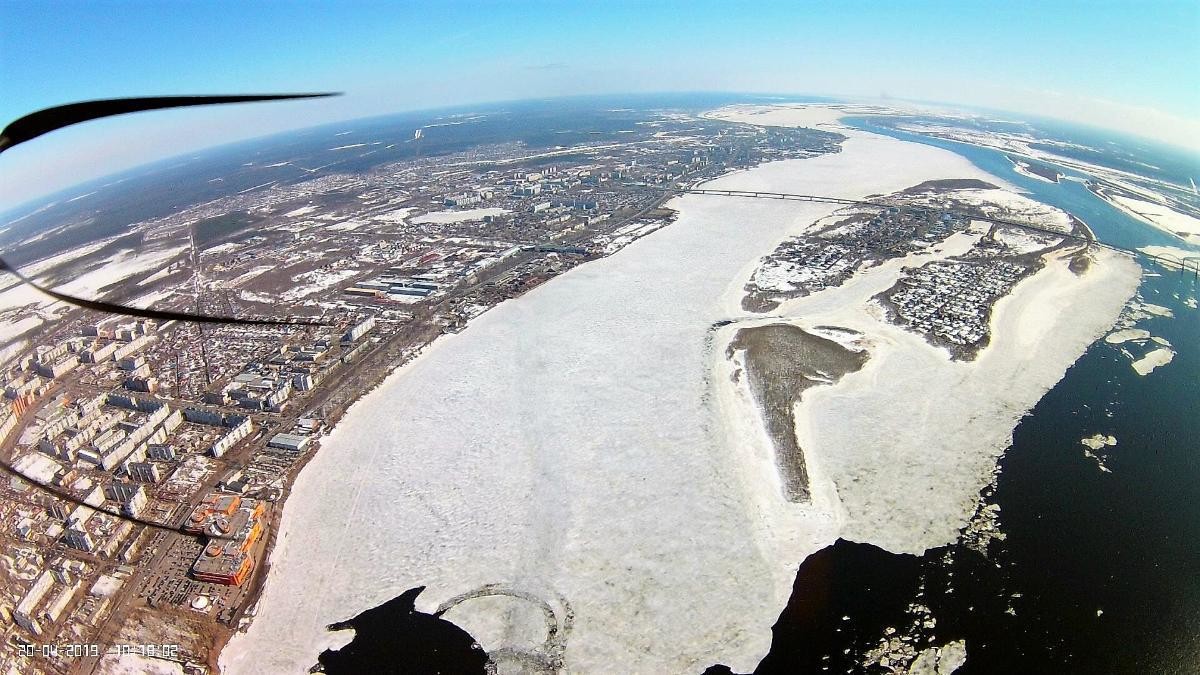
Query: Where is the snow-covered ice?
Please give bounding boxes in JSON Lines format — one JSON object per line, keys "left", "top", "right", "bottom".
{"left": 221, "top": 107, "right": 1139, "bottom": 674}
{"left": 1138, "top": 244, "right": 1199, "bottom": 260}
{"left": 1131, "top": 347, "right": 1175, "bottom": 376}
{"left": 1105, "top": 328, "right": 1151, "bottom": 344}
{"left": 1130, "top": 300, "right": 1174, "bottom": 319}
{"left": 1081, "top": 434, "right": 1118, "bottom": 450}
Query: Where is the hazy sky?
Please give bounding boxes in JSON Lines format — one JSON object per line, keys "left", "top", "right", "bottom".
{"left": 2, "top": 0, "right": 1198, "bottom": 209}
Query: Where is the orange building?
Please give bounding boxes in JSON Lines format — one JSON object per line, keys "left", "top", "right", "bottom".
{"left": 185, "top": 493, "right": 265, "bottom": 586}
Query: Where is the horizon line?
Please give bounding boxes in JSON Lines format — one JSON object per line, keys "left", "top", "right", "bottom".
{"left": 2, "top": 89, "right": 1197, "bottom": 223}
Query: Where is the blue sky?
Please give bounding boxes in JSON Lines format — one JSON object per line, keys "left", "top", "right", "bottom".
{"left": 2, "top": 0, "right": 1197, "bottom": 207}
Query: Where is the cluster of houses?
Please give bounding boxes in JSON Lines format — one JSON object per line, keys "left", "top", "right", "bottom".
{"left": 887, "top": 259, "right": 1027, "bottom": 347}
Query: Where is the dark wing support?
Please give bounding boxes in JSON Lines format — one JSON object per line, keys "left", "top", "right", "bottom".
{"left": 0, "top": 93, "right": 336, "bottom": 151}
{"left": 0, "top": 93, "right": 340, "bottom": 326}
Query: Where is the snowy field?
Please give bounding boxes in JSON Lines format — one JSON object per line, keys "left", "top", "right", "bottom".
{"left": 222, "top": 106, "right": 1139, "bottom": 674}
{"left": 280, "top": 268, "right": 361, "bottom": 301}
{"left": 284, "top": 205, "right": 318, "bottom": 217}
{"left": 0, "top": 316, "right": 42, "bottom": 345}
{"left": 0, "top": 242, "right": 187, "bottom": 366}
{"left": 947, "top": 186, "right": 1073, "bottom": 232}
{"left": 411, "top": 207, "right": 509, "bottom": 224}
{"left": 221, "top": 265, "right": 275, "bottom": 289}
{"left": 370, "top": 207, "right": 413, "bottom": 224}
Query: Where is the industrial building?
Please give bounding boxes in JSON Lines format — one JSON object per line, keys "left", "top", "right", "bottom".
{"left": 267, "top": 433, "right": 310, "bottom": 454}
{"left": 343, "top": 286, "right": 383, "bottom": 298}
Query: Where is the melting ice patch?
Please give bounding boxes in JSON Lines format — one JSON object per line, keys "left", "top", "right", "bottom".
{"left": 1080, "top": 434, "right": 1117, "bottom": 473}
{"left": 1107, "top": 298, "right": 1178, "bottom": 376}
{"left": 1131, "top": 347, "right": 1174, "bottom": 376}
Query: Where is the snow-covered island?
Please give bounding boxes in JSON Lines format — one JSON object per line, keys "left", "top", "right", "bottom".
{"left": 220, "top": 105, "right": 1141, "bottom": 674}
{"left": 1008, "top": 155, "right": 1061, "bottom": 183}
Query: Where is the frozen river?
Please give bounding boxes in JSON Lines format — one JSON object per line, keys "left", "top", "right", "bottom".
{"left": 221, "top": 111, "right": 1137, "bottom": 673}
